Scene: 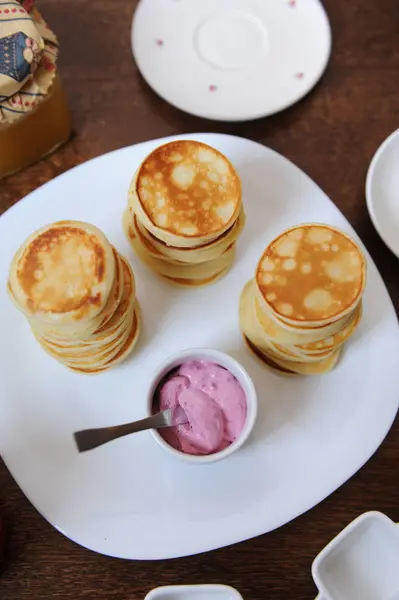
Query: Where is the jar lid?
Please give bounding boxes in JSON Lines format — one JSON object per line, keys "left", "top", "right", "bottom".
{"left": 0, "top": 0, "right": 59, "bottom": 125}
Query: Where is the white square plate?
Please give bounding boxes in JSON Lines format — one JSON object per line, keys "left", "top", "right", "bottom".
{"left": 0, "top": 134, "right": 398, "bottom": 560}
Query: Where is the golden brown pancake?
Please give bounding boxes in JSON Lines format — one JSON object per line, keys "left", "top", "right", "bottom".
{"left": 61, "top": 312, "right": 134, "bottom": 367}
{"left": 67, "top": 305, "right": 141, "bottom": 374}
{"left": 32, "top": 256, "right": 137, "bottom": 362}
{"left": 296, "top": 302, "right": 362, "bottom": 353}
{"left": 124, "top": 141, "right": 244, "bottom": 287}
{"left": 93, "top": 257, "right": 135, "bottom": 334}
{"left": 161, "top": 266, "right": 230, "bottom": 288}
{"left": 33, "top": 251, "right": 131, "bottom": 345}
{"left": 246, "top": 335, "right": 341, "bottom": 375}
{"left": 239, "top": 283, "right": 342, "bottom": 376}
{"left": 256, "top": 224, "right": 366, "bottom": 327}
{"left": 239, "top": 267, "right": 361, "bottom": 377}
{"left": 124, "top": 201, "right": 237, "bottom": 284}
{"left": 244, "top": 336, "right": 297, "bottom": 375}
{"left": 124, "top": 207, "right": 245, "bottom": 265}
{"left": 240, "top": 279, "right": 327, "bottom": 352}
{"left": 92, "top": 248, "right": 125, "bottom": 330}
{"left": 8, "top": 221, "right": 141, "bottom": 374}
{"left": 33, "top": 291, "right": 139, "bottom": 372}
{"left": 9, "top": 221, "right": 115, "bottom": 326}
{"left": 254, "top": 287, "right": 357, "bottom": 345}
{"left": 129, "top": 140, "right": 242, "bottom": 248}
{"left": 128, "top": 220, "right": 235, "bottom": 280}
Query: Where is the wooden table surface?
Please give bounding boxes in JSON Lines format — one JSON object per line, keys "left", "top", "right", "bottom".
{"left": 1, "top": 0, "right": 399, "bottom": 598}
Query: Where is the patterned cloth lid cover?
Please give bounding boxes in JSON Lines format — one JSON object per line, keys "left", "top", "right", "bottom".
{"left": 0, "top": 0, "right": 59, "bottom": 125}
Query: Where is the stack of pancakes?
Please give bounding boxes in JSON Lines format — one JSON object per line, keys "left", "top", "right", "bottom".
{"left": 8, "top": 221, "right": 140, "bottom": 374}
{"left": 239, "top": 224, "right": 366, "bottom": 375}
{"left": 124, "top": 140, "right": 244, "bottom": 287}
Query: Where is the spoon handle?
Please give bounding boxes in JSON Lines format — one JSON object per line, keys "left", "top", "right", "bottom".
{"left": 74, "top": 412, "right": 167, "bottom": 453}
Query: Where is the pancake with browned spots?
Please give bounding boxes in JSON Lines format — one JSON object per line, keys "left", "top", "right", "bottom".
{"left": 256, "top": 224, "right": 366, "bottom": 328}
{"left": 129, "top": 140, "right": 242, "bottom": 248}
{"left": 239, "top": 224, "right": 367, "bottom": 376}
{"left": 8, "top": 222, "right": 141, "bottom": 374}
{"left": 9, "top": 221, "right": 115, "bottom": 326}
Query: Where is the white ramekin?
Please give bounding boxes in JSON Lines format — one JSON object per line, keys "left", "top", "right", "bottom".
{"left": 146, "top": 347, "right": 258, "bottom": 464}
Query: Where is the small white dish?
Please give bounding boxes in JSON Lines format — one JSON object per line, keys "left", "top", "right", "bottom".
{"left": 366, "top": 128, "right": 399, "bottom": 259}
{"left": 131, "top": 0, "right": 331, "bottom": 121}
{"left": 147, "top": 348, "right": 258, "bottom": 464}
{"left": 312, "top": 511, "right": 399, "bottom": 600}
{"left": 145, "top": 584, "right": 243, "bottom": 600}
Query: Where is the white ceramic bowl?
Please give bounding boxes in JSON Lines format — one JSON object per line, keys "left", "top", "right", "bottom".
{"left": 145, "top": 584, "right": 244, "bottom": 600}
{"left": 366, "top": 128, "right": 399, "bottom": 259}
{"left": 312, "top": 511, "right": 399, "bottom": 600}
{"left": 146, "top": 348, "right": 258, "bottom": 464}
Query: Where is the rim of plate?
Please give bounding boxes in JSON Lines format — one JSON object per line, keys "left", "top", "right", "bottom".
{"left": 131, "top": 0, "right": 332, "bottom": 121}
{"left": 366, "top": 128, "right": 399, "bottom": 259}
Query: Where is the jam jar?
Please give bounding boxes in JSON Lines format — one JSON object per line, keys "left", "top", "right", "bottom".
{"left": 0, "top": 1, "right": 71, "bottom": 179}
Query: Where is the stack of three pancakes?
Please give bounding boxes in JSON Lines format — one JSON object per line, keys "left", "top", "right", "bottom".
{"left": 239, "top": 224, "right": 367, "bottom": 375}
{"left": 8, "top": 221, "right": 140, "bottom": 374}
{"left": 124, "top": 140, "right": 244, "bottom": 287}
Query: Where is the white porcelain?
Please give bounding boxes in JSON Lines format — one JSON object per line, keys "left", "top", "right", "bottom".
{"left": 366, "top": 128, "right": 399, "bottom": 258}
{"left": 0, "top": 134, "right": 398, "bottom": 560}
{"left": 145, "top": 584, "right": 243, "bottom": 600}
{"left": 147, "top": 348, "right": 257, "bottom": 464}
{"left": 131, "top": 0, "right": 331, "bottom": 121}
{"left": 312, "top": 512, "right": 399, "bottom": 600}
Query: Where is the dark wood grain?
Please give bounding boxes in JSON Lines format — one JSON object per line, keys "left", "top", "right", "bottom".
{"left": 1, "top": 1, "right": 399, "bottom": 598}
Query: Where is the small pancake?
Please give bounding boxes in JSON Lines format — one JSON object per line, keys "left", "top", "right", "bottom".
{"left": 62, "top": 311, "right": 134, "bottom": 367}
{"left": 296, "top": 302, "right": 362, "bottom": 353}
{"left": 38, "top": 299, "right": 136, "bottom": 370}
{"left": 124, "top": 206, "right": 245, "bottom": 265}
{"left": 245, "top": 334, "right": 341, "bottom": 376}
{"left": 244, "top": 336, "right": 297, "bottom": 375}
{"left": 161, "top": 266, "right": 230, "bottom": 288}
{"left": 35, "top": 313, "right": 130, "bottom": 361}
{"left": 127, "top": 216, "right": 236, "bottom": 281}
{"left": 92, "top": 248, "right": 126, "bottom": 331}
{"left": 239, "top": 279, "right": 278, "bottom": 356}
{"left": 239, "top": 278, "right": 352, "bottom": 376}
{"left": 240, "top": 280, "right": 335, "bottom": 363}
{"left": 25, "top": 248, "right": 124, "bottom": 343}
{"left": 262, "top": 345, "right": 342, "bottom": 375}
{"left": 129, "top": 140, "right": 242, "bottom": 247}
{"left": 256, "top": 224, "right": 366, "bottom": 327}
{"left": 68, "top": 305, "right": 141, "bottom": 375}
{"left": 92, "top": 256, "right": 135, "bottom": 336}
{"left": 254, "top": 290, "right": 356, "bottom": 345}
{"left": 36, "top": 283, "right": 134, "bottom": 356}
{"left": 8, "top": 222, "right": 141, "bottom": 374}
{"left": 9, "top": 221, "right": 115, "bottom": 326}
{"left": 32, "top": 257, "right": 137, "bottom": 360}
{"left": 266, "top": 337, "right": 336, "bottom": 363}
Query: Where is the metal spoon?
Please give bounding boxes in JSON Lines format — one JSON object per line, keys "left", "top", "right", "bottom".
{"left": 73, "top": 407, "right": 188, "bottom": 453}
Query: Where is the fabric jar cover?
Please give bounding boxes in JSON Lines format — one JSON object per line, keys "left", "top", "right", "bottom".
{"left": 0, "top": 0, "right": 59, "bottom": 125}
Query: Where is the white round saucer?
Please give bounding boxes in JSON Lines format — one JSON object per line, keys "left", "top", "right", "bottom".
{"left": 366, "top": 129, "right": 399, "bottom": 259}
{"left": 131, "top": 0, "right": 331, "bottom": 121}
